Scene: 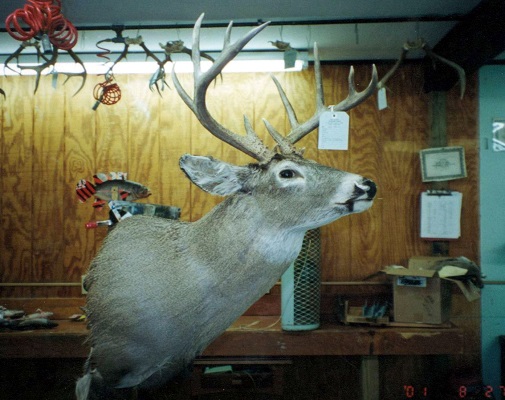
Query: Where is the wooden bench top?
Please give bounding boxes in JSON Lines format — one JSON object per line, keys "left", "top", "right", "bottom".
{"left": 1, "top": 316, "right": 464, "bottom": 359}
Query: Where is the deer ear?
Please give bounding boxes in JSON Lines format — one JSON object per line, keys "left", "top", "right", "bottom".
{"left": 179, "top": 155, "right": 248, "bottom": 196}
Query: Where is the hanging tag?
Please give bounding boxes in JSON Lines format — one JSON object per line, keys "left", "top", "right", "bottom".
{"left": 51, "top": 71, "right": 59, "bottom": 89}
{"left": 283, "top": 49, "right": 297, "bottom": 69}
{"left": 377, "top": 87, "right": 388, "bottom": 110}
{"left": 318, "top": 110, "right": 349, "bottom": 150}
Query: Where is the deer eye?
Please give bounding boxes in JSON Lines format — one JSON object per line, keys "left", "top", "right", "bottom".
{"left": 279, "top": 169, "right": 296, "bottom": 179}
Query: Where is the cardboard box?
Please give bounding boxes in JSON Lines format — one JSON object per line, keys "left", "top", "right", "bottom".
{"left": 384, "top": 256, "right": 478, "bottom": 325}
{"left": 392, "top": 273, "right": 452, "bottom": 324}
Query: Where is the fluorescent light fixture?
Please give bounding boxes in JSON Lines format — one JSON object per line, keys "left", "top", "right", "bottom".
{"left": 0, "top": 51, "right": 308, "bottom": 76}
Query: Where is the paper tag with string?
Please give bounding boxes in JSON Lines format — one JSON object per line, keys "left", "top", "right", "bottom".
{"left": 318, "top": 108, "right": 349, "bottom": 150}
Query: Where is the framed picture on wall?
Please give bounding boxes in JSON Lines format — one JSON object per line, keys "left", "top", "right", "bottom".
{"left": 419, "top": 146, "right": 467, "bottom": 182}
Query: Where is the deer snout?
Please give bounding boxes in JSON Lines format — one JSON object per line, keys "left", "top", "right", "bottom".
{"left": 354, "top": 179, "right": 377, "bottom": 200}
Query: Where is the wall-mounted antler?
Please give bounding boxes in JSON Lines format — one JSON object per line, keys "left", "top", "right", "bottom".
{"left": 4, "top": 0, "right": 86, "bottom": 95}
{"left": 95, "top": 27, "right": 215, "bottom": 95}
{"left": 378, "top": 38, "right": 466, "bottom": 99}
{"left": 3, "top": 40, "right": 86, "bottom": 95}
{"left": 96, "top": 27, "right": 170, "bottom": 94}
{"left": 172, "top": 13, "right": 378, "bottom": 162}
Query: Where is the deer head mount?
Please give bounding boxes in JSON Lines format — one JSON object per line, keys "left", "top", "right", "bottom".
{"left": 76, "top": 13, "right": 378, "bottom": 399}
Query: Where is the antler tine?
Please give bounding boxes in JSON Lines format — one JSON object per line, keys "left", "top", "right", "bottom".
{"left": 333, "top": 64, "right": 378, "bottom": 112}
{"left": 172, "top": 13, "right": 274, "bottom": 161}
{"left": 279, "top": 43, "right": 327, "bottom": 145}
{"left": 377, "top": 47, "right": 408, "bottom": 91}
{"left": 223, "top": 20, "right": 233, "bottom": 49}
{"left": 191, "top": 14, "right": 204, "bottom": 80}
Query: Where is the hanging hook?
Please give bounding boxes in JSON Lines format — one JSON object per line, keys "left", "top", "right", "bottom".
{"left": 305, "top": 25, "right": 312, "bottom": 50}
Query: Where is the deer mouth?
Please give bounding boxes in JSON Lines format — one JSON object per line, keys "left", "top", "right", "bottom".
{"left": 335, "top": 198, "right": 372, "bottom": 213}
{"left": 334, "top": 179, "right": 376, "bottom": 212}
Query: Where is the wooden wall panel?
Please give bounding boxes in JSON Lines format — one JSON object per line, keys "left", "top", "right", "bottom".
{"left": 251, "top": 72, "right": 284, "bottom": 152}
{"left": 375, "top": 65, "right": 432, "bottom": 265}
{"left": 125, "top": 75, "right": 161, "bottom": 196}
{"left": 0, "top": 77, "right": 34, "bottom": 298}
{"left": 0, "top": 63, "right": 478, "bottom": 298}
{"left": 63, "top": 78, "right": 98, "bottom": 286}
{"left": 348, "top": 68, "right": 383, "bottom": 279}
{"left": 158, "top": 74, "right": 192, "bottom": 220}
{"left": 155, "top": 74, "right": 192, "bottom": 221}
{"left": 318, "top": 66, "right": 353, "bottom": 280}
{"left": 219, "top": 73, "right": 257, "bottom": 166}
{"left": 31, "top": 79, "right": 66, "bottom": 297}
{"left": 94, "top": 76, "right": 129, "bottom": 172}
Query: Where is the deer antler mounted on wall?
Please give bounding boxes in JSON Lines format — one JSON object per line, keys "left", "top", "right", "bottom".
{"left": 76, "top": 13, "right": 378, "bottom": 399}
{"left": 95, "top": 26, "right": 215, "bottom": 95}
{"left": 378, "top": 38, "right": 466, "bottom": 99}
{"left": 4, "top": 0, "right": 86, "bottom": 95}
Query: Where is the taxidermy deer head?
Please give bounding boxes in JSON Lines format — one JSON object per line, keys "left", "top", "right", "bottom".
{"left": 76, "top": 13, "right": 377, "bottom": 399}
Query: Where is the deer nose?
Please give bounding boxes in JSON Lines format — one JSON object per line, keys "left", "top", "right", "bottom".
{"left": 355, "top": 179, "right": 377, "bottom": 199}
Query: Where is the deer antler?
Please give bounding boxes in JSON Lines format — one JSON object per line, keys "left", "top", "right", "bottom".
{"left": 378, "top": 38, "right": 466, "bottom": 99}
{"left": 267, "top": 44, "right": 378, "bottom": 146}
{"left": 173, "top": 13, "right": 378, "bottom": 162}
{"left": 423, "top": 42, "right": 466, "bottom": 100}
{"left": 172, "top": 14, "right": 275, "bottom": 161}
{"left": 4, "top": 40, "right": 86, "bottom": 95}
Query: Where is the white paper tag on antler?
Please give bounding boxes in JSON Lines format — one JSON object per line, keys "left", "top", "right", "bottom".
{"left": 377, "top": 87, "right": 388, "bottom": 110}
{"left": 318, "top": 111, "right": 349, "bottom": 150}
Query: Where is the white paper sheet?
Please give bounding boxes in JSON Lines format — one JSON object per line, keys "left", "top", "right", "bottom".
{"left": 420, "top": 191, "right": 462, "bottom": 239}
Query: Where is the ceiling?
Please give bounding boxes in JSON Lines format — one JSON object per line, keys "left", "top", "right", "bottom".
{"left": 0, "top": 0, "right": 484, "bottom": 63}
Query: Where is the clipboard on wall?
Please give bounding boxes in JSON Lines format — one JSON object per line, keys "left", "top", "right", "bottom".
{"left": 420, "top": 191, "right": 462, "bottom": 240}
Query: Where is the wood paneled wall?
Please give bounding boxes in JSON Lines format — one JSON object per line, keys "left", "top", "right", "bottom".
{"left": 0, "top": 63, "right": 478, "bottom": 299}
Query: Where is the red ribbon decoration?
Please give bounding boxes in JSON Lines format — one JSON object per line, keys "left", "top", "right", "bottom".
{"left": 5, "top": 0, "right": 78, "bottom": 50}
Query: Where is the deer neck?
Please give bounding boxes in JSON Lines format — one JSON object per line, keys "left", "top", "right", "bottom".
{"left": 189, "top": 193, "right": 306, "bottom": 274}
{"left": 185, "top": 194, "right": 305, "bottom": 332}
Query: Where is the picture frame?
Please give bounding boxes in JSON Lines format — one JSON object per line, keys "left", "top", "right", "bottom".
{"left": 419, "top": 146, "right": 467, "bottom": 182}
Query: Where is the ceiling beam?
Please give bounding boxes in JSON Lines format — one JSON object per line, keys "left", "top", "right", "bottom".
{"left": 0, "top": 15, "right": 464, "bottom": 33}
{"left": 423, "top": 0, "right": 505, "bottom": 93}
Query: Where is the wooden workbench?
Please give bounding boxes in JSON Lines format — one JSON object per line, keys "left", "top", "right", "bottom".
{"left": 0, "top": 316, "right": 463, "bottom": 400}
{"left": 0, "top": 316, "right": 463, "bottom": 359}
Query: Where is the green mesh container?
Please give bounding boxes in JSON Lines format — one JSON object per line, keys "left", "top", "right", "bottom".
{"left": 281, "top": 229, "right": 321, "bottom": 331}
